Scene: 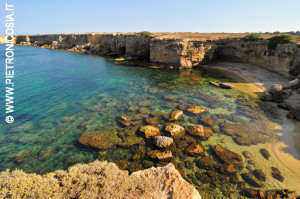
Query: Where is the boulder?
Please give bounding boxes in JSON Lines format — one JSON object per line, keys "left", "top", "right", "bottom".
{"left": 140, "top": 125, "right": 160, "bottom": 138}
{"left": 212, "top": 145, "right": 243, "bottom": 170}
{"left": 169, "top": 110, "right": 183, "bottom": 121}
{"left": 241, "top": 173, "right": 265, "bottom": 187}
{"left": 179, "top": 104, "right": 208, "bottom": 114}
{"left": 147, "top": 150, "right": 173, "bottom": 160}
{"left": 219, "top": 82, "right": 234, "bottom": 89}
{"left": 153, "top": 136, "right": 173, "bottom": 148}
{"left": 286, "top": 107, "right": 300, "bottom": 121}
{"left": 165, "top": 123, "right": 185, "bottom": 138}
{"left": 268, "top": 84, "right": 283, "bottom": 95}
{"left": 186, "top": 143, "right": 205, "bottom": 156}
{"left": 283, "top": 78, "right": 300, "bottom": 90}
{"left": 188, "top": 125, "right": 213, "bottom": 141}
{"left": 79, "top": 130, "right": 121, "bottom": 150}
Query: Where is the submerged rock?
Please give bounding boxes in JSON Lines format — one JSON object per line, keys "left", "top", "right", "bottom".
{"left": 139, "top": 107, "right": 151, "bottom": 114}
{"left": 186, "top": 143, "right": 205, "bottom": 156}
{"left": 179, "top": 104, "right": 208, "bottom": 114}
{"left": 145, "top": 117, "right": 158, "bottom": 125}
{"left": 241, "top": 173, "right": 265, "bottom": 187}
{"left": 169, "top": 110, "right": 183, "bottom": 121}
{"left": 271, "top": 167, "right": 284, "bottom": 182}
{"left": 79, "top": 130, "right": 122, "bottom": 150}
{"left": 165, "top": 123, "right": 185, "bottom": 138}
{"left": 253, "top": 169, "right": 266, "bottom": 182}
{"left": 118, "top": 115, "right": 132, "bottom": 127}
{"left": 140, "top": 125, "right": 160, "bottom": 138}
{"left": 242, "top": 151, "right": 253, "bottom": 159}
{"left": 153, "top": 136, "right": 173, "bottom": 148}
{"left": 199, "top": 117, "right": 214, "bottom": 127}
{"left": 241, "top": 188, "right": 265, "bottom": 199}
{"left": 188, "top": 125, "right": 213, "bottom": 141}
{"left": 259, "top": 148, "right": 271, "bottom": 160}
{"left": 212, "top": 145, "right": 243, "bottom": 170}
{"left": 196, "top": 156, "right": 216, "bottom": 170}
{"left": 147, "top": 150, "right": 173, "bottom": 160}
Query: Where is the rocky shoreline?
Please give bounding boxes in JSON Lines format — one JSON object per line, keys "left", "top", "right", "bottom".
{"left": 1, "top": 33, "right": 299, "bottom": 77}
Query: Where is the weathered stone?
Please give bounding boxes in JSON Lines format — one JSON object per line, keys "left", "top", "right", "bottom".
{"left": 287, "top": 107, "right": 300, "bottom": 121}
{"left": 147, "top": 150, "right": 173, "bottom": 160}
{"left": 271, "top": 167, "right": 284, "bottom": 182}
{"left": 140, "top": 125, "right": 160, "bottom": 138}
{"left": 188, "top": 125, "right": 213, "bottom": 141}
{"left": 0, "top": 160, "right": 202, "bottom": 199}
{"left": 259, "top": 148, "right": 271, "bottom": 160}
{"left": 169, "top": 110, "right": 183, "bottom": 121}
{"left": 179, "top": 104, "right": 208, "bottom": 114}
{"left": 165, "top": 123, "right": 185, "bottom": 138}
{"left": 241, "top": 173, "right": 265, "bottom": 187}
{"left": 186, "top": 143, "right": 205, "bottom": 156}
{"left": 283, "top": 78, "right": 300, "bottom": 89}
{"left": 153, "top": 136, "right": 173, "bottom": 148}
{"left": 219, "top": 82, "right": 234, "bottom": 89}
{"left": 79, "top": 130, "right": 121, "bottom": 150}
{"left": 212, "top": 145, "right": 243, "bottom": 170}
{"left": 253, "top": 169, "right": 266, "bottom": 181}
{"left": 269, "top": 84, "right": 283, "bottom": 95}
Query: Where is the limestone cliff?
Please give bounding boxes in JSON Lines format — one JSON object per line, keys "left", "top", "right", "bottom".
{"left": 0, "top": 161, "right": 201, "bottom": 199}
{"left": 14, "top": 33, "right": 300, "bottom": 77}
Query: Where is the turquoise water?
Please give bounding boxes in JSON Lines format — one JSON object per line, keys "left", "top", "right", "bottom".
{"left": 0, "top": 45, "right": 287, "bottom": 197}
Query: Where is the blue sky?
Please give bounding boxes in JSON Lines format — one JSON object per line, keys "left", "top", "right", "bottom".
{"left": 0, "top": 0, "right": 299, "bottom": 35}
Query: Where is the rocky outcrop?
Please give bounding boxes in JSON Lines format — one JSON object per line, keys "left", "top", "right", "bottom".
{"left": 0, "top": 160, "right": 201, "bottom": 199}
{"left": 14, "top": 33, "right": 300, "bottom": 77}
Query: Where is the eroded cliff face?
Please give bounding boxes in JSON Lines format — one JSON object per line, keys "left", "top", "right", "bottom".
{"left": 14, "top": 33, "right": 300, "bottom": 77}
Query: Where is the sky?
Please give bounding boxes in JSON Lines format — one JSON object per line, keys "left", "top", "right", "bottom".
{"left": 0, "top": 0, "right": 299, "bottom": 35}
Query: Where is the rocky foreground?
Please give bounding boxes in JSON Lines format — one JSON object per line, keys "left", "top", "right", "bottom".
{"left": 0, "top": 160, "right": 201, "bottom": 199}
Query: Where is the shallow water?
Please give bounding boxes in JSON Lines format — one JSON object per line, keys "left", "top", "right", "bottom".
{"left": 0, "top": 45, "right": 299, "bottom": 198}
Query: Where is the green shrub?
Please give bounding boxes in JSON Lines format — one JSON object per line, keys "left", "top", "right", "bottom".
{"left": 185, "top": 49, "right": 196, "bottom": 58}
{"left": 243, "top": 34, "right": 262, "bottom": 41}
{"left": 138, "top": 31, "right": 153, "bottom": 36}
{"left": 268, "top": 34, "right": 295, "bottom": 50}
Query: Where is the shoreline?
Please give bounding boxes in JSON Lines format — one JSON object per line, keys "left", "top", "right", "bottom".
{"left": 203, "top": 62, "right": 300, "bottom": 193}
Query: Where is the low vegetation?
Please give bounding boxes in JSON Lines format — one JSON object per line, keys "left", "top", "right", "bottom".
{"left": 138, "top": 31, "right": 153, "bottom": 36}
{"left": 243, "top": 34, "right": 263, "bottom": 41}
{"left": 268, "top": 34, "right": 296, "bottom": 50}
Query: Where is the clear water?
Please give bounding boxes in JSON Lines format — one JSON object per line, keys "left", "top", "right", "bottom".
{"left": 0, "top": 45, "right": 292, "bottom": 198}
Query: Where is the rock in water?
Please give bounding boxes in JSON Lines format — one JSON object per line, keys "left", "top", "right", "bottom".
{"left": 169, "top": 110, "right": 183, "bottom": 121}
{"left": 165, "top": 123, "right": 185, "bottom": 138}
{"left": 147, "top": 150, "right": 173, "bottom": 160}
{"left": 186, "top": 143, "right": 205, "bottom": 156}
{"left": 253, "top": 169, "right": 266, "bottom": 181}
{"left": 219, "top": 82, "right": 234, "bottom": 89}
{"left": 259, "top": 148, "right": 271, "bottom": 160}
{"left": 188, "top": 125, "right": 213, "bottom": 141}
{"left": 271, "top": 167, "right": 284, "bottom": 182}
{"left": 79, "top": 130, "right": 121, "bottom": 150}
{"left": 179, "top": 104, "right": 208, "bottom": 114}
{"left": 140, "top": 125, "right": 161, "bottom": 138}
{"left": 153, "top": 136, "right": 173, "bottom": 148}
{"left": 212, "top": 145, "right": 243, "bottom": 170}
{"left": 241, "top": 173, "right": 265, "bottom": 187}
